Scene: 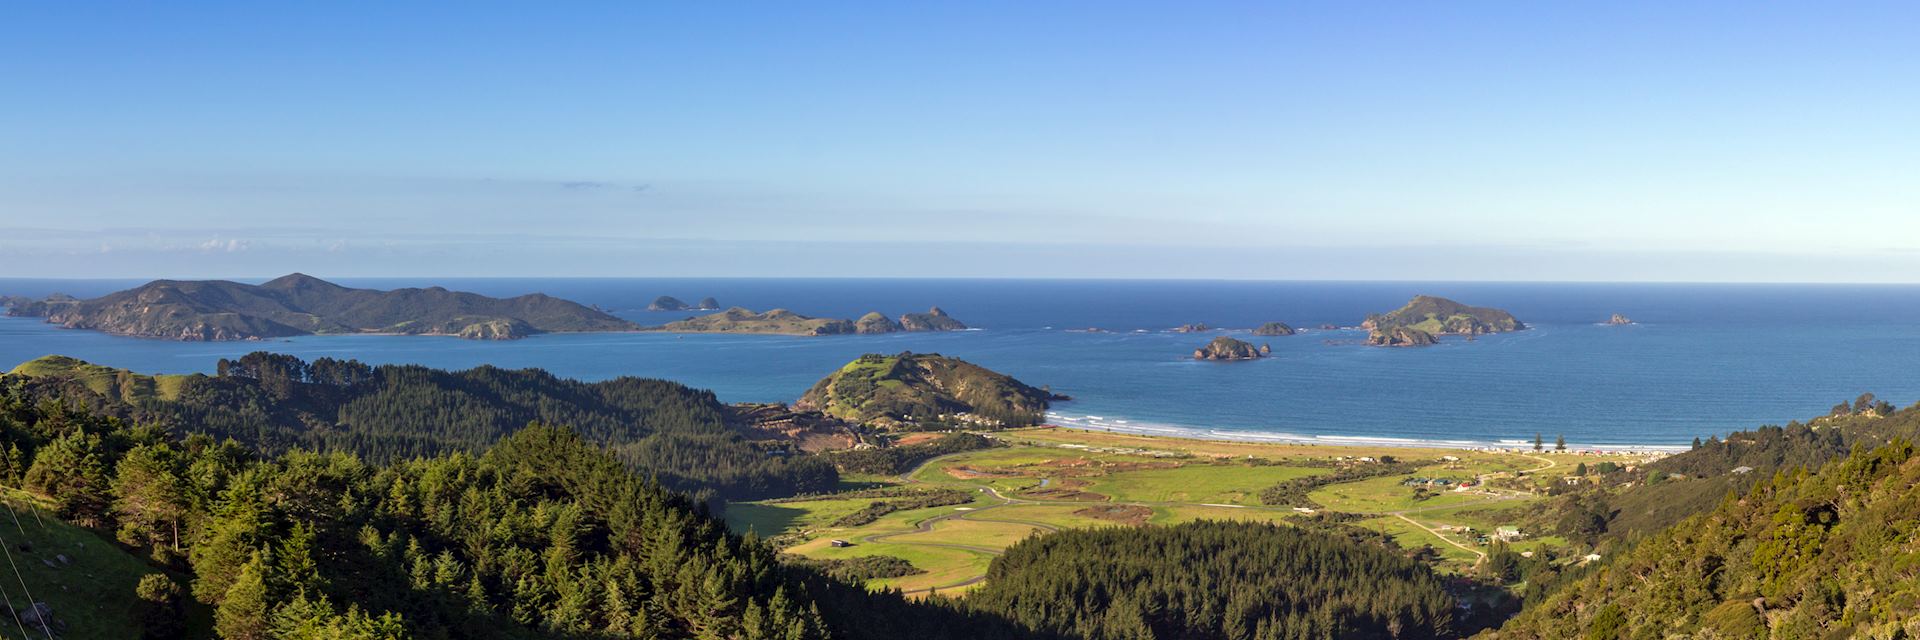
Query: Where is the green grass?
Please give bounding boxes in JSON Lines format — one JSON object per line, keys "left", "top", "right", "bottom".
{"left": 1083, "top": 464, "right": 1323, "bottom": 505}
{"left": 978, "top": 504, "right": 1121, "bottom": 530}
{"left": 1148, "top": 504, "right": 1292, "bottom": 526}
{"left": 0, "top": 489, "right": 191, "bottom": 640}
{"left": 6, "top": 355, "right": 194, "bottom": 402}
{"left": 893, "top": 519, "right": 1043, "bottom": 549}
{"left": 1310, "top": 474, "right": 1508, "bottom": 514}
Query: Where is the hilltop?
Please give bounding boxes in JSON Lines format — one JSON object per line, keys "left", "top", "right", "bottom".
{"left": 1363, "top": 295, "right": 1525, "bottom": 346}
{"left": 796, "top": 352, "right": 1058, "bottom": 429}
{"left": 4, "top": 273, "right": 638, "bottom": 341}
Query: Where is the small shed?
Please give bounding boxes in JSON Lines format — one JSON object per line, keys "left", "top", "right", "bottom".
{"left": 829, "top": 539, "right": 853, "bottom": 548}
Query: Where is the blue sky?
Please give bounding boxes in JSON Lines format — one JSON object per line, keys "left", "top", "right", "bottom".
{"left": 2, "top": 2, "right": 1916, "bottom": 280}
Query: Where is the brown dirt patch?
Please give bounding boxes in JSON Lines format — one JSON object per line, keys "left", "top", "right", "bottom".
{"left": 893, "top": 432, "right": 946, "bottom": 447}
{"left": 1074, "top": 504, "right": 1153, "bottom": 526}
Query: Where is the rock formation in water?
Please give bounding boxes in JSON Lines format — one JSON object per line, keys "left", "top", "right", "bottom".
{"left": 1252, "top": 322, "right": 1297, "bottom": 337}
{"left": 1193, "top": 336, "right": 1270, "bottom": 360}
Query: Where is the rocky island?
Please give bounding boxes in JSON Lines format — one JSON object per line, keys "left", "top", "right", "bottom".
{"left": 1251, "top": 322, "right": 1297, "bottom": 336}
{"left": 899, "top": 307, "right": 967, "bottom": 331}
{"left": 647, "top": 296, "right": 722, "bottom": 311}
{"left": 796, "top": 352, "right": 1061, "bottom": 429}
{"left": 653, "top": 306, "right": 969, "bottom": 336}
{"left": 1171, "top": 323, "right": 1211, "bottom": 333}
{"left": 1607, "top": 313, "right": 1635, "bottom": 325}
{"left": 1193, "top": 336, "right": 1270, "bottom": 360}
{"left": 1362, "top": 295, "right": 1525, "bottom": 347}
{"left": 3, "top": 274, "right": 638, "bottom": 341}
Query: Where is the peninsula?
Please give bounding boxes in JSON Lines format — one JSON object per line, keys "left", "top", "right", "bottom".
{"left": 3, "top": 273, "right": 637, "bottom": 341}
{"left": 1363, "top": 295, "right": 1525, "bottom": 347}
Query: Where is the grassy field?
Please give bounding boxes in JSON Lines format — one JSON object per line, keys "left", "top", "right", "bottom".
{"left": 728, "top": 427, "right": 1631, "bottom": 597}
{"left": 0, "top": 489, "right": 200, "bottom": 640}
{"left": 8, "top": 355, "right": 193, "bottom": 402}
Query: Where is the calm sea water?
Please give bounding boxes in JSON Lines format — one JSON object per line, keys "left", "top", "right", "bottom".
{"left": 4, "top": 278, "right": 1919, "bottom": 449}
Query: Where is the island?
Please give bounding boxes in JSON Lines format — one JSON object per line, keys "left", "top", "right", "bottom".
{"left": 2, "top": 273, "right": 638, "bottom": 341}
{"left": 1361, "top": 295, "right": 1525, "bottom": 347}
{"left": 1193, "top": 335, "right": 1270, "bottom": 360}
{"left": 652, "top": 306, "right": 971, "bottom": 336}
{"left": 1607, "top": 313, "right": 1635, "bottom": 325}
{"left": 855, "top": 312, "right": 903, "bottom": 334}
{"left": 899, "top": 307, "right": 967, "bottom": 331}
{"left": 655, "top": 307, "right": 858, "bottom": 335}
{"left": 647, "top": 295, "right": 722, "bottom": 311}
{"left": 1251, "top": 322, "right": 1297, "bottom": 336}
{"left": 1171, "top": 323, "right": 1211, "bottom": 333}
{"left": 796, "top": 352, "right": 1061, "bottom": 429}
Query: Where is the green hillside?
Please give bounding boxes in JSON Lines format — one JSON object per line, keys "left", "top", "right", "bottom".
{"left": 1493, "top": 441, "right": 1920, "bottom": 638}
{"left": 797, "top": 353, "right": 1057, "bottom": 429}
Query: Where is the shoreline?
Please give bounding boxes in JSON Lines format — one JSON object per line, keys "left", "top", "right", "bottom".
{"left": 1042, "top": 412, "right": 1691, "bottom": 454}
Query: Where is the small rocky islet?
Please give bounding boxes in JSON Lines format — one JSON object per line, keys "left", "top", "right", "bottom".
{"left": 1192, "top": 335, "right": 1270, "bottom": 361}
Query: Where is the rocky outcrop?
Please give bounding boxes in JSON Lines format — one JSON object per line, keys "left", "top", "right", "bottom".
{"left": 1367, "top": 326, "right": 1439, "bottom": 347}
{"left": 1607, "top": 314, "right": 1635, "bottom": 325}
{"left": 1252, "top": 322, "right": 1297, "bottom": 337}
{"left": 1171, "top": 323, "right": 1211, "bottom": 333}
{"left": 454, "top": 318, "right": 536, "bottom": 340}
{"left": 899, "top": 307, "right": 967, "bottom": 332}
{"left": 1193, "top": 336, "right": 1270, "bottom": 360}
{"left": 695, "top": 297, "right": 721, "bottom": 310}
{"left": 855, "top": 312, "right": 904, "bottom": 334}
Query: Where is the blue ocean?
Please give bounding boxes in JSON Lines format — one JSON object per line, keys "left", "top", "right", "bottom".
{"left": 4, "top": 278, "right": 1918, "bottom": 449}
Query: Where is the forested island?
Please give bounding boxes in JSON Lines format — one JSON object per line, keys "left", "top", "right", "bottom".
{"left": 1364, "top": 295, "right": 1525, "bottom": 346}
{"left": 3, "top": 274, "right": 637, "bottom": 341}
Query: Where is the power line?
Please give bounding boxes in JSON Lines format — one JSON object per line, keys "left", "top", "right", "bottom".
{"left": 0, "top": 531, "right": 53, "bottom": 640}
